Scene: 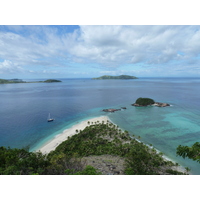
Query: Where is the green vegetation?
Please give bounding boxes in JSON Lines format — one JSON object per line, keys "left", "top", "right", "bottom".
{"left": 165, "top": 169, "right": 185, "bottom": 175}
{"left": 124, "top": 142, "right": 164, "bottom": 175}
{"left": 93, "top": 75, "right": 138, "bottom": 80}
{"left": 135, "top": 97, "right": 155, "bottom": 106}
{"left": 0, "top": 79, "right": 10, "bottom": 84}
{"left": 177, "top": 142, "right": 200, "bottom": 163}
{"left": 68, "top": 165, "right": 102, "bottom": 175}
{"left": 44, "top": 79, "right": 62, "bottom": 83}
{"left": 0, "top": 121, "right": 186, "bottom": 175}
{"left": 0, "top": 78, "right": 61, "bottom": 84}
{"left": 0, "top": 146, "right": 49, "bottom": 175}
{"left": 0, "top": 146, "right": 88, "bottom": 175}
{"left": 0, "top": 79, "right": 25, "bottom": 84}
{"left": 49, "top": 122, "right": 132, "bottom": 157}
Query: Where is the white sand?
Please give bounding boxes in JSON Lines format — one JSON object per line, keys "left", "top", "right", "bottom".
{"left": 36, "top": 115, "right": 187, "bottom": 174}
{"left": 36, "top": 115, "right": 110, "bottom": 154}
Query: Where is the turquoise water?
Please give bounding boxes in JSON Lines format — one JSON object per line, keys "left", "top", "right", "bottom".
{"left": 1, "top": 77, "right": 200, "bottom": 174}
{"left": 108, "top": 104, "right": 200, "bottom": 174}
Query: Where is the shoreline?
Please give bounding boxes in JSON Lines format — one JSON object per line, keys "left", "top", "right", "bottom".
{"left": 107, "top": 118, "right": 187, "bottom": 173}
{"left": 36, "top": 115, "right": 110, "bottom": 154}
{"left": 36, "top": 114, "right": 188, "bottom": 174}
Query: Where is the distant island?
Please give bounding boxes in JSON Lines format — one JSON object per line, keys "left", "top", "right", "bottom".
{"left": 43, "top": 79, "right": 61, "bottom": 83}
{"left": 0, "top": 79, "right": 26, "bottom": 84}
{"left": 93, "top": 75, "right": 138, "bottom": 80}
{"left": 0, "top": 78, "right": 62, "bottom": 84}
{"left": 132, "top": 97, "right": 170, "bottom": 107}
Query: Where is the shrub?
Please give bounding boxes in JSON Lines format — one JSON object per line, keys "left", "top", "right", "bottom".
{"left": 71, "top": 165, "right": 102, "bottom": 175}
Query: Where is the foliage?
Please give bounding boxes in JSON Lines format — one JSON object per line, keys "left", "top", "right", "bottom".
{"left": 46, "top": 153, "right": 85, "bottom": 175}
{"left": 0, "top": 121, "right": 185, "bottom": 175}
{"left": 0, "top": 79, "right": 25, "bottom": 84}
{"left": 49, "top": 122, "right": 133, "bottom": 158}
{"left": 0, "top": 146, "right": 86, "bottom": 175}
{"left": 176, "top": 142, "right": 200, "bottom": 163}
{"left": 0, "top": 78, "right": 62, "bottom": 84}
{"left": 0, "top": 79, "right": 9, "bottom": 83}
{"left": 135, "top": 97, "right": 155, "bottom": 106}
{"left": 124, "top": 143, "right": 165, "bottom": 175}
{"left": 165, "top": 169, "right": 185, "bottom": 175}
{"left": 44, "top": 79, "right": 61, "bottom": 83}
{"left": 0, "top": 146, "right": 50, "bottom": 175}
{"left": 69, "top": 165, "right": 102, "bottom": 175}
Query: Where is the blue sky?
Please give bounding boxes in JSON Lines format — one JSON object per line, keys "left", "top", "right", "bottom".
{"left": 1, "top": 25, "right": 200, "bottom": 79}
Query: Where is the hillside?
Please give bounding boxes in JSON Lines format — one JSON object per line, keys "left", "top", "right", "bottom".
{"left": 0, "top": 79, "right": 25, "bottom": 84}
{"left": 0, "top": 120, "right": 186, "bottom": 175}
{"left": 44, "top": 79, "right": 62, "bottom": 83}
{"left": 0, "top": 78, "right": 61, "bottom": 84}
{"left": 93, "top": 75, "right": 138, "bottom": 80}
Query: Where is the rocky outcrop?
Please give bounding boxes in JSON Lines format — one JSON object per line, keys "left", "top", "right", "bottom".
{"left": 121, "top": 107, "right": 126, "bottom": 109}
{"left": 153, "top": 102, "right": 170, "bottom": 107}
{"left": 132, "top": 103, "right": 145, "bottom": 107}
{"left": 81, "top": 155, "right": 125, "bottom": 175}
{"left": 132, "top": 102, "right": 170, "bottom": 107}
{"left": 102, "top": 107, "right": 127, "bottom": 112}
{"left": 102, "top": 108, "right": 121, "bottom": 112}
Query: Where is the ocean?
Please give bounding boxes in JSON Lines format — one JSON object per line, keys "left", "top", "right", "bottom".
{"left": 1, "top": 77, "right": 200, "bottom": 174}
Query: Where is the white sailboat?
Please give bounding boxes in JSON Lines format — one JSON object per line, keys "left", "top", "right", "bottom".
{"left": 47, "top": 113, "right": 54, "bottom": 122}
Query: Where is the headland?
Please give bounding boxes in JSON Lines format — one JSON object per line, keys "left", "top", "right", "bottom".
{"left": 0, "top": 78, "right": 61, "bottom": 84}
{"left": 35, "top": 115, "right": 187, "bottom": 175}
{"left": 36, "top": 115, "right": 109, "bottom": 154}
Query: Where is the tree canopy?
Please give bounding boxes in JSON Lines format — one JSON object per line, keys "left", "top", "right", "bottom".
{"left": 176, "top": 142, "right": 200, "bottom": 163}
{"left": 0, "top": 121, "right": 186, "bottom": 175}
{"left": 135, "top": 97, "right": 155, "bottom": 106}
{"left": 44, "top": 79, "right": 61, "bottom": 83}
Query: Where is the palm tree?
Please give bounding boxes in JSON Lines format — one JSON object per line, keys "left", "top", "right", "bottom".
{"left": 124, "top": 130, "right": 129, "bottom": 135}
{"left": 185, "top": 167, "right": 190, "bottom": 174}
{"left": 159, "top": 152, "right": 163, "bottom": 156}
{"left": 175, "top": 162, "right": 179, "bottom": 166}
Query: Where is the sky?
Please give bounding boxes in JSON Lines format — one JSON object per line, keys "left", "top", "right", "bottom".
{"left": 1, "top": 25, "right": 200, "bottom": 79}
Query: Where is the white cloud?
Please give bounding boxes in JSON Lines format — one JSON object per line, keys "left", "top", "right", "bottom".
{"left": 1, "top": 25, "right": 200, "bottom": 77}
{"left": 0, "top": 26, "right": 70, "bottom": 68}
{"left": 66, "top": 25, "right": 200, "bottom": 68}
{"left": 0, "top": 60, "right": 23, "bottom": 74}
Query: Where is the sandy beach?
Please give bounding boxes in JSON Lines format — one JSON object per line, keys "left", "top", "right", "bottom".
{"left": 36, "top": 114, "right": 187, "bottom": 174}
{"left": 36, "top": 115, "right": 110, "bottom": 154}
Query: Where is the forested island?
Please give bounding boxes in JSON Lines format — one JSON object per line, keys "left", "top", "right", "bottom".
{"left": 0, "top": 79, "right": 26, "bottom": 84}
{"left": 43, "top": 79, "right": 61, "bottom": 83}
{"left": 0, "top": 120, "right": 187, "bottom": 175}
{"left": 0, "top": 78, "right": 61, "bottom": 84}
{"left": 93, "top": 75, "right": 138, "bottom": 80}
{"left": 132, "top": 97, "right": 170, "bottom": 107}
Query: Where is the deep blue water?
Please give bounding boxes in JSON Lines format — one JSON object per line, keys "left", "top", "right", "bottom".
{"left": 1, "top": 77, "right": 200, "bottom": 174}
